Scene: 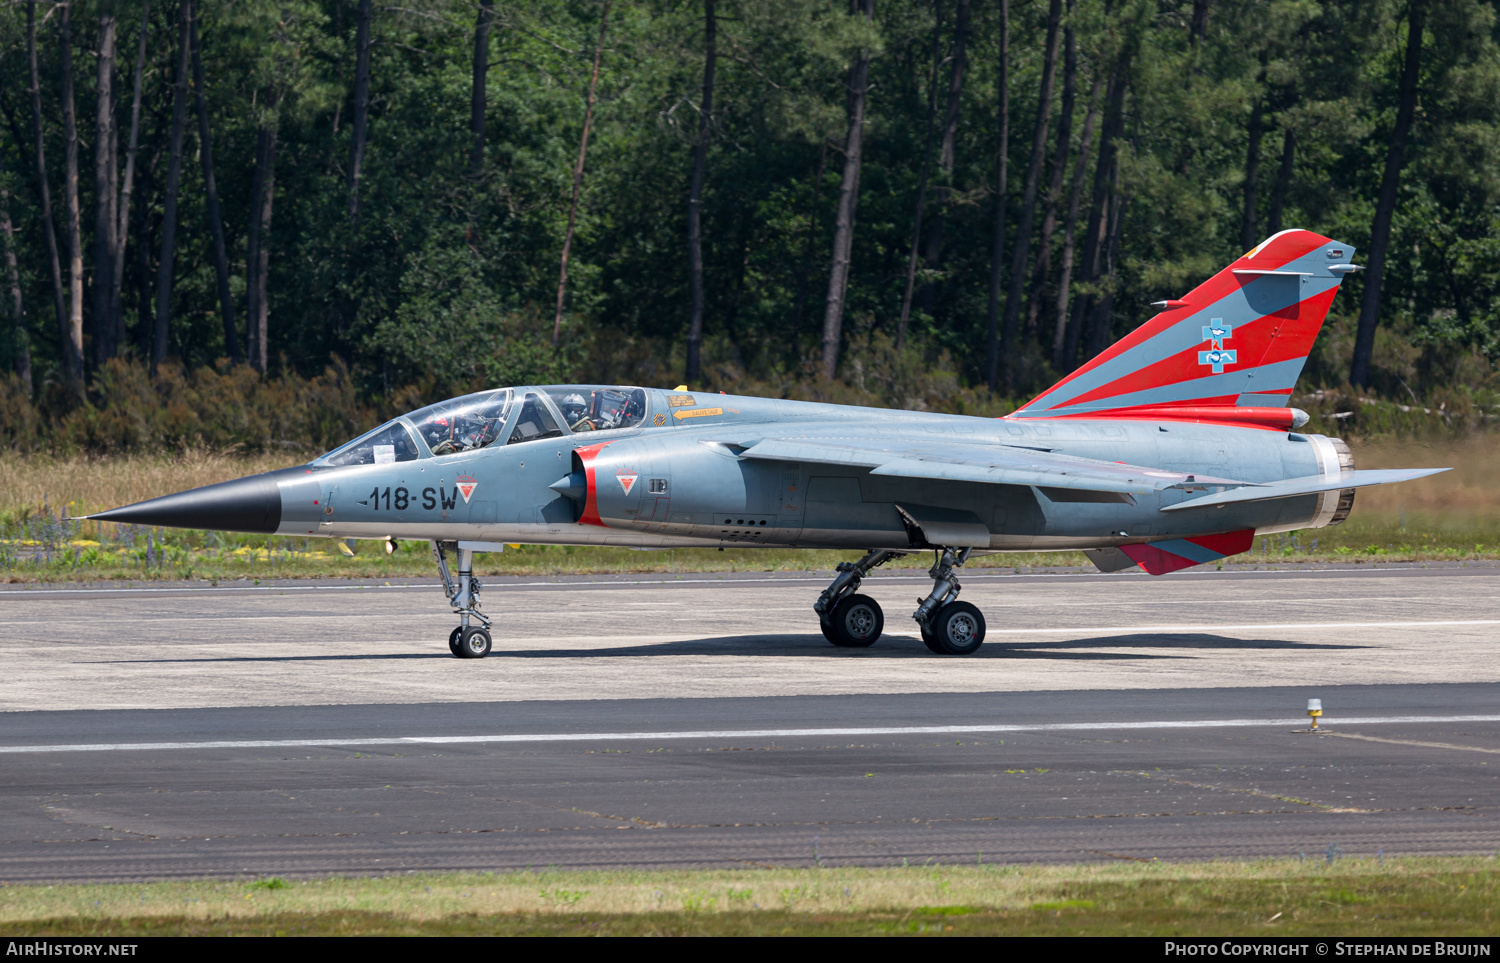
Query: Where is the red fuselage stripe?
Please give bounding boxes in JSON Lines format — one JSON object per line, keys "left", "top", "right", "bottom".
{"left": 574, "top": 441, "right": 614, "bottom": 528}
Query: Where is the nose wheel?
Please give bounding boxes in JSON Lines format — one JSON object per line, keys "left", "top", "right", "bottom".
{"left": 434, "top": 540, "right": 494, "bottom": 659}
{"left": 455, "top": 626, "right": 492, "bottom": 658}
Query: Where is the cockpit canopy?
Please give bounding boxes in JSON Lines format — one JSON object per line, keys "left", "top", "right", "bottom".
{"left": 314, "top": 385, "right": 649, "bottom": 467}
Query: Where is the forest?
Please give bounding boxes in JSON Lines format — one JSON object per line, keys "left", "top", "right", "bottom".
{"left": 1, "top": 0, "right": 1498, "bottom": 453}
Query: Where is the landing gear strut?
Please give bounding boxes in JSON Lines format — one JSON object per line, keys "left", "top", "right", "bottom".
{"left": 433, "top": 540, "right": 492, "bottom": 658}
{"left": 913, "top": 547, "right": 985, "bottom": 655}
{"left": 814, "top": 550, "right": 904, "bottom": 647}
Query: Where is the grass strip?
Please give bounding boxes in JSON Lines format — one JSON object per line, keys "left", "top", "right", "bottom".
{"left": 3, "top": 435, "right": 1499, "bottom": 582}
{"left": 2, "top": 858, "right": 1496, "bottom": 936}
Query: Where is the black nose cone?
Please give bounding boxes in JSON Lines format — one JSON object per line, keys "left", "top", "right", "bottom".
{"left": 89, "top": 467, "right": 300, "bottom": 534}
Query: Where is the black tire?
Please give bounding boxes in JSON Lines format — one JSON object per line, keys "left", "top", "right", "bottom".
{"left": 819, "top": 619, "right": 839, "bottom": 645}
{"left": 928, "top": 601, "right": 985, "bottom": 655}
{"left": 448, "top": 626, "right": 464, "bottom": 657}
{"left": 458, "top": 626, "right": 492, "bottom": 659}
{"left": 827, "top": 594, "right": 883, "bottom": 648}
{"left": 919, "top": 619, "right": 943, "bottom": 653}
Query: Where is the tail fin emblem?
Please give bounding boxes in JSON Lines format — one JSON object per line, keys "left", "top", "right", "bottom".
{"left": 1198, "top": 320, "right": 1235, "bottom": 373}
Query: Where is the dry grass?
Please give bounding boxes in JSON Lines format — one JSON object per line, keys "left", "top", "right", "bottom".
{"left": 0, "top": 435, "right": 1497, "bottom": 581}
{"left": 1, "top": 857, "right": 1496, "bottom": 936}
{"left": 0, "top": 451, "right": 297, "bottom": 521}
{"left": 1349, "top": 436, "right": 1500, "bottom": 519}
{"left": 0, "top": 436, "right": 1486, "bottom": 522}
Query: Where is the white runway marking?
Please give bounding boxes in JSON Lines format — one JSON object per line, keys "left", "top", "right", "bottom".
{"left": 0, "top": 616, "right": 1492, "bottom": 631}
{"left": 4, "top": 714, "right": 1498, "bottom": 755}
{"left": 989, "top": 619, "right": 1500, "bottom": 635}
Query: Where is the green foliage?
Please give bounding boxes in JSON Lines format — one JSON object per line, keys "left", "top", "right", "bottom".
{"left": 0, "top": 357, "right": 367, "bottom": 455}
{"left": 1, "top": 0, "right": 1499, "bottom": 425}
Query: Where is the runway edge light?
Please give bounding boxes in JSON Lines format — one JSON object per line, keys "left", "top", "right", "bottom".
{"left": 1307, "top": 698, "right": 1323, "bottom": 731}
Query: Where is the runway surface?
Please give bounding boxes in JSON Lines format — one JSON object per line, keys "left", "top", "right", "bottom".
{"left": 1, "top": 564, "right": 1497, "bottom": 881}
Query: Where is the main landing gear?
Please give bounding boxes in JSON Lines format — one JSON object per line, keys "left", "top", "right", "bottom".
{"left": 433, "top": 540, "right": 492, "bottom": 658}
{"left": 913, "top": 547, "right": 986, "bottom": 655}
{"left": 814, "top": 550, "right": 903, "bottom": 647}
{"left": 812, "top": 546, "right": 986, "bottom": 655}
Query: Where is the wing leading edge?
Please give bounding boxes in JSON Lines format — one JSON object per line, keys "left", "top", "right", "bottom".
{"left": 738, "top": 437, "right": 1231, "bottom": 496}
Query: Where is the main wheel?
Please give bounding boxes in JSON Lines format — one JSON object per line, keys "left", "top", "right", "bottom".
{"left": 448, "top": 626, "right": 464, "bottom": 657}
{"left": 927, "top": 601, "right": 985, "bottom": 655}
{"left": 826, "top": 594, "right": 883, "bottom": 648}
{"left": 457, "top": 626, "right": 492, "bottom": 659}
{"left": 819, "top": 619, "right": 838, "bottom": 645}
{"left": 919, "top": 619, "right": 943, "bottom": 653}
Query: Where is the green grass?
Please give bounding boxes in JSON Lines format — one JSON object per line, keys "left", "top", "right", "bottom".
{"left": 3, "top": 431, "right": 1498, "bottom": 582}
{"left": 2, "top": 858, "right": 1496, "bottom": 936}
{"left": 2, "top": 519, "right": 1499, "bottom": 584}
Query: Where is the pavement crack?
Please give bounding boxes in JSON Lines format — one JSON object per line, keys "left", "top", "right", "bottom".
{"left": 567, "top": 807, "right": 701, "bottom": 829}
{"left": 1131, "top": 770, "right": 1370, "bottom": 812}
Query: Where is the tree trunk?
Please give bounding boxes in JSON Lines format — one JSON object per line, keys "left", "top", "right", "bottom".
{"left": 1240, "top": 56, "right": 1266, "bottom": 251}
{"left": 190, "top": 5, "right": 237, "bottom": 365}
{"left": 1084, "top": 153, "right": 1126, "bottom": 359}
{"left": 1351, "top": 0, "right": 1424, "bottom": 388}
{"left": 92, "top": 8, "right": 118, "bottom": 365}
{"left": 1062, "top": 49, "right": 1128, "bottom": 371}
{"left": 791, "top": 141, "right": 828, "bottom": 334}
{"left": 919, "top": 0, "right": 969, "bottom": 282}
{"left": 245, "top": 122, "right": 278, "bottom": 374}
{"left": 684, "top": 0, "right": 716, "bottom": 383}
{"left": 112, "top": 0, "right": 149, "bottom": 361}
{"left": 820, "top": 0, "right": 874, "bottom": 381}
{"left": 1266, "top": 124, "right": 1295, "bottom": 236}
{"left": 60, "top": 1, "right": 86, "bottom": 391}
{"left": 152, "top": 0, "right": 192, "bottom": 375}
{"left": 896, "top": 0, "right": 945, "bottom": 350}
{"left": 347, "top": 0, "right": 372, "bottom": 221}
{"left": 469, "top": 0, "right": 494, "bottom": 178}
{"left": 0, "top": 153, "right": 31, "bottom": 395}
{"left": 999, "top": 0, "right": 1063, "bottom": 391}
{"left": 552, "top": 0, "right": 611, "bottom": 346}
{"left": 1050, "top": 76, "right": 1101, "bottom": 368}
{"left": 983, "top": 0, "right": 1009, "bottom": 392}
{"left": 27, "top": 4, "right": 70, "bottom": 390}
{"left": 134, "top": 145, "right": 158, "bottom": 358}
{"left": 1190, "top": 0, "right": 1209, "bottom": 47}
{"left": 1026, "top": 0, "right": 1075, "bottom": 339}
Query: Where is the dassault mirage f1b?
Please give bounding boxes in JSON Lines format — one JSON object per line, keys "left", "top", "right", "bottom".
{"left": 92, "top": 230, "right": 1446, "bottom": 658}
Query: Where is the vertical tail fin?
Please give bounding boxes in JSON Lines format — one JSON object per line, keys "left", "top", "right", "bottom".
{"left": 1013, "top": 230, "right": 1357, "bottom": 424}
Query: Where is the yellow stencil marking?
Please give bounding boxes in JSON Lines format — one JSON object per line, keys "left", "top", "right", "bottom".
{"left": 673, "top": 407, "right": 724, "bottom": 421}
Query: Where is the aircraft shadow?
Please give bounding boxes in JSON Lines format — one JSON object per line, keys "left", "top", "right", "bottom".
{"left": 1005, "top": 632, "right": 1370, "bottom": 651}
{"left": 83, "top": 632, "right": 1358, "bottom": 664}
{"left": 501, "top": 634, "right": 1182, "bottom": 661}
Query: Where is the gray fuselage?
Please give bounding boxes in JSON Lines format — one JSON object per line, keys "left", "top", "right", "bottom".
{"left": 275, "top": 388, "right": 1345, "bottom": 554}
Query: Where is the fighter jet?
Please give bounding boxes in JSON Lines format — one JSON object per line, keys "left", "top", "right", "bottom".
{"left": 91, "top": 230, "right": 1446, "bottom": 658}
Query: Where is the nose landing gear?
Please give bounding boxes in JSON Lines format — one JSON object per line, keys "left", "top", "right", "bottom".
{"left": 433, "top": 540, "right": 493, "bottom": 659}
{"left": 913, "top": 547, "right": 986, "bottom": 655}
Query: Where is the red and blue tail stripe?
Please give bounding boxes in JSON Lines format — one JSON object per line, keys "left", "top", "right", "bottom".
{"left": 1119, "top": 530, "right": 1255, "bottom": 576}
{"left": 1011, "top": 230, "right": 1357, "bottom": 427}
